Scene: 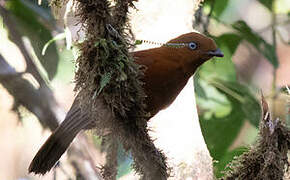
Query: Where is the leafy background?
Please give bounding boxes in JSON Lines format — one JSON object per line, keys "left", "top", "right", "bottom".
{"left": 0, "top": 0, "right": 289, "bottom": 179}
{"left": 196, "top": 0, "right": 289, "bottom": 177}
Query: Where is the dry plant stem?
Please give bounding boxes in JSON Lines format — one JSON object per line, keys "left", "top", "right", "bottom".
{"left": 271, "top": 12, "right": 278, "bottom": 119}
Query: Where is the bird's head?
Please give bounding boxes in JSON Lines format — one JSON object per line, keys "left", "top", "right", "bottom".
{"left": 162, "top": 32, "right": 224, "bottom": 74}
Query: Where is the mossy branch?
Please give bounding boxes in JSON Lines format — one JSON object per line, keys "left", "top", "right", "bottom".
{"left": 54, "top": 0, "right": 170, "bottom": 179}
{"left": 222, "top": 94, "right": 290, "bottom": 180}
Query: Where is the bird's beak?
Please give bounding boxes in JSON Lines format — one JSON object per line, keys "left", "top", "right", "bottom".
{"left": 207, "top": 48, "right": 224, "bottom": 57}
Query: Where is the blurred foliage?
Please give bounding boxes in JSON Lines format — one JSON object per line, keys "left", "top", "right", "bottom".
{"left": 259, "top": 0, "right": 274, "bottom": 10}
{"left": 195, "top": 0, "right": 290, "bottom": 178}
{"left": 5, "top": 0, "right": 59, "bottom": 80}
{"left": 203, "top": 0, "right": 229, "bottom": 18}
{"left": 232, "top": 20, "right": 278, "bottom": 67}
{"left": 0, "top": 0, "right": 289, "bottom": 179}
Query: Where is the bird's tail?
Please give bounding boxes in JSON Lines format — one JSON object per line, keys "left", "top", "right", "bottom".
{"left": 29, "top": 100, "right": 90, "bottom": 174}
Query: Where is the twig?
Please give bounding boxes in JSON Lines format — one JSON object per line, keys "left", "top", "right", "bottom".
{"left": 0, "top": 53, "right": 59, "bottom": 129}
{"left": 271, "top": 12, "right": 278, "bottom": 117}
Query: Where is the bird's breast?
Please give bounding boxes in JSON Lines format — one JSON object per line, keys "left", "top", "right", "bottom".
{"left": 142, "top": 62, "right": 190, "bottom": 116}
{"left": 133, "top": 48, "right": 192, "bottom": 117}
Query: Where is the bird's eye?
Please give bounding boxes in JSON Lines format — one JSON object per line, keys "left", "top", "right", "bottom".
{"left": 188, "top": 42, "right": 197, "bottom": 50}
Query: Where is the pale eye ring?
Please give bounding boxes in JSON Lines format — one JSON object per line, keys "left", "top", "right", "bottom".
{"left": 188, "top": 42, "right": 197, "bottom": 50}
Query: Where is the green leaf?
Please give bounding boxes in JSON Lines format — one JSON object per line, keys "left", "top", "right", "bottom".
{"left": 197, "top": 32, "right": 246, "bottom": 161}
{"left": 204, "top": 0, "right": 229, "bottom": 17}
{"left": 194, "top": 74, "right": 207, "bottom": 99}
{"left": 215, "top": 147, "right": 248, "bottom": 178}
{"left": 232, "top": 20, "right": 279, "bottom": 68}
{"left": 215, "top": 33, "right": 242, "bottom": 55}
{"left": 210, "top": 80, "right": 261, "bottom": 128}
{"left": 199, "top": 79, "right": 260, "bottom": 162}
{"left": 242, "top": 96, "right": 261, "bottom": 128}
{"left": 196, "top": 79, "right": 232, "bottom": 118}
{"left": 134, "top": 40, "right": 143, "bottom": 45}
{"left": 199, "top": 91, "right": 245, "bottom": 161}
{"left": 196, "top": 32, "right": 242, "bottom": 118}
{"left": 258, "top": 0, "right": 273, "bottom": 10}
{"left": 97, "top": 72, "right": 112, "bottom": 96}
{"left": 6, "top": 0, "right": 59, "bottom": 80}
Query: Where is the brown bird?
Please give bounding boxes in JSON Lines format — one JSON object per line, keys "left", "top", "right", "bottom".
{"left": 29, "top": 32, "right": 223, "bottom": 174}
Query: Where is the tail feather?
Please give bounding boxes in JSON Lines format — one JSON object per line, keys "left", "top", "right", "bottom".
{"left": 29, "top": 100, "right": 91, "bottom": 174}
{"left": 28, "top": 128, "right": 78, "bottom": 174}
